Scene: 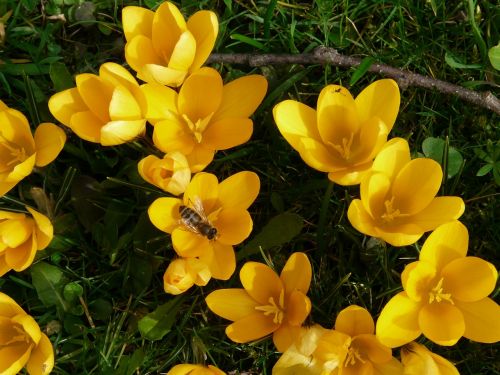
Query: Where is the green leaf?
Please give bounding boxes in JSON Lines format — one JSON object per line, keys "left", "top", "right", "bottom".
{"left": 488, "top": 43, "right": 500, "bottom": 70}
{"left": 349, "top": 57, "right": 376, "bottom": 86}
{"left": 238, "top": 213, "right": 303, "bottom": 260}
{"left": 476, "top": 164, "right": 493, "bottom": 177}
{"left": 63, "top": 282, "right": 83, "bottom": 303}
{"left": 229, "top": 34, "right": 265, "bottom": 50}
{"left": 422, "top": 137, "right": 464, "bottom": 178}
{"left": 444, "top": 52, "right": 482, "bottom": 69}
{"left": 138, "top": 297, "right": 184, "bottom": 341}
{"left": 31, "top": 262, "right": 69, "bottom": 312}
{"left": 49, "top": 62, "right": 74, "bottom": 91}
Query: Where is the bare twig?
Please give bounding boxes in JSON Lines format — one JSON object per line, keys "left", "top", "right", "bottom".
{"left": 208, "top": 46, "right": 500, "bottom": 115}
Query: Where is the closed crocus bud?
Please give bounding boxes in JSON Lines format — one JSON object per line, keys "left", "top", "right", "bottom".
{"left": 48, "top": 62, "right": 147, "bottom": 146}
{"left": 401, "top": 342, "right": 459, "bottom": 375}
{"left": 0, "top": 207, "right": 53, "bottom": 276}
{"left": 0, "top": 101, "right": 66, "bottom": 197}
{"left": 167, "top": 364, "right": 225, "bottom": 375}
{"left": 163, "top": 258, "right": 211, "bottom": 295}
{"left": 0, "top": 292, "right": 54, "bottom": 375}
{"left": 138, "top": 151, "right": 191, "bottom": 196}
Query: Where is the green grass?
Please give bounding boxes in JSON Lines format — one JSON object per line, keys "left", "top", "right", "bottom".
{"left": 0, "top": 0, "right": 499, "bottom": 374}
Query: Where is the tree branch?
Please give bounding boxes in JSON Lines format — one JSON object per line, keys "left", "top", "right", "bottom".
{"left": 207, "top": 46, "right": 500, "bottom": 115}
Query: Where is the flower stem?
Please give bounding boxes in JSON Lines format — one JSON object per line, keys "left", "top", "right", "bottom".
{"left": 317, "top": 180, "right": 334, "bottom": 254}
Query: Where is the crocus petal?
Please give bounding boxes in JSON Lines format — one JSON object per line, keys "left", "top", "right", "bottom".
{"left": 286, "top": 291, "right": 311, "bottom": 326}
{"left": 353, "top": 334, "right": 392, "bottom": 364}
{"left": 349, "top": 116, "right": 389, "bottom": 164}
{"left": 199, "top": 242, "right": 235, "bottom": 280}
{"left": 6, "top": 236, "right": 36, "bottom": 271}
{"left": 33, "top": 123, "right": 66, "bottom": 167}
{"left": 108, "top": 85, "right": 142, "bottom": 121}
{"left": 280, "top": 252, "right": 311, "bottom": 297}
{"left": 202, "top": 117, "right": 253, "bottom": 150}
{"left": 27, "top": 207, "right": 53, "bottom": 250}
{"left": 141, "top": 64, "right": 187, "bottom": 87}
{"left": 140, "top": 83, "right": 179, "bottom": 124}
{"left": 12, "top": 313, "right": 41, "bottom": 345}
{"left": 419, "top": 303, "right": 465, "bottom": 345}
{"left": 371, "top": 138, "right": 410, "bottom": 181}
{"left": 171, "top": 227, "right": 212, "bottom": 257}
{"left": 401, "top": 342, "right": 459, "bottom": 375}
{"left": 168, "top": 31, "right": 196, "bottom": 72}
{"left": 240, "top": 262, "right": 283, "bottom": 305}
{"left": 273, "top": 323, "right": 301, "bottom": 352}
{"left": 0, "top": 344, "right": 31, "bottom": 375}
{"left": 99, "top": 63, "right": 139, "bottom": 91}
{"left": 335, "top": 305, "right": 375, "bottom": 336}
{"left": 376, "top": 292, "right": 422, "bottom": 348}
{"left": 355, "top": 79, "right": 400, "bottom": 132}
{"left": 442, "top": 257, "right": 497, "bottom": 302}
{"left": 392, "top": 158, "right": 442, "bottom": 215}
{"left": 273, "top": 100, "right": 321, "bottom": 152}
{"left": 75, "top": 74, "right": 113, "bottom": 123}
{"left": 205, "top": 289, "right": 258, "bottom": 321}
{"left": 151, "top": 1, "right": 186, "bottom": 61}
{"left": 4, "top": 155, "right": 35, "bottom": 187}
{"left": 420, "top": 221, "right": 468, "bottom": 272}
{"left": 178, "top": 67, "right": 223, "bottom": 121}
{"left": 153, "top": 118, "right": 194, "bottom": 154}
{"left": 100, "top": 120, "right": 146, "bottom": 146}
{"left": 217, "top": 171, "right": 260, "bottom": 211}
{"left": 183, "top": 172, "right": 219, "bottom": 213}
{"left": 455, "top": 298, "right": 500, "bottom": 343}
{"left": 327, "top": 163, "right": 372, "bottom": 186}
{"left": 347, "top": 199, "right": 380, "bottom": 238}
{"left": 148, "top": 197, "right": 181, "bottom": 233}
{"left": 298, "top": 137, "right": 339, "bottom": 172}
{"left": 48, "top": 88, "right": 87, "bottom": 126}
{"left": 187, "top": 10, "right": 218, "bottom": 72}
{"left": 167, "top": 364, "right": 199, "bottom": 375}
{"left": 214, "top": 208, "right": 252, "bottom": 245}
{"left": 0, "top": 218, "right": 32, "bottom": 247}
{"left": 212, "top": 75, "right": 267, "bottom": 121}
{"left": 70, "top": 111, "right": 103, "bottom": 143}
{"left": 122, "top": 6, "right": 154, "bottom": 41}
{"left": 163, "top": 258, "right": 196, "bottom": 295}
{"left": 402, "top": 261, "right": 436, "bottom": 302}
{"left": 360, "top": 172, "right": 391, "bottom": 218}
{"left": 27, "top": 334, "right": 54, "bottom": 375}
{"left": 125, "top": 35, "right": 162, "bottom": 76}
{"left": 226, "top": 312, "right": 279, "bottom": 343}
{"left": 316, "top": 84, "right": 358, "bottom": 145}
{"left": 184, "top": 144, "right": 214, "bottom": 173}
{"left": 0, "top": 292, "right": 25, "bottom": 317}
{"left": 377, "top": 231, "right": 423, "bottom": 247}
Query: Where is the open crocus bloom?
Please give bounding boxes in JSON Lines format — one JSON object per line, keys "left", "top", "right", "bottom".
{"left": 167, "top": 364, "right": 225, "bottom": 375}
{"left": 313, "top": 305, "right": 403, "bottom": 375}
{"left": 148, "top": 171, "right": 259, "bottom": 286}
{"left": 0, "top": 102, "right": 66, "bottom": 196}
{"left": 0, "top": 207, "right": 53, "bottom": 276}
{"left": 144, "top": 67, "right": 267, "bottom": 172}
{"left": 0, "top": 292, "right": 54, "bottom": 375}
{"left": 48, "top": 62, "right": 147, "bottom": 146}
{"left": 205, "top": 252, "right": 312, "bottom": 352}
{"left": 376, "top": 221, "right": 500, "bottom": 347}
{"left": 138, "top": 151, "right": 191, "bottom": 196}
{"left": 163, "top": 258, "right": 211, "bottom": 295}
{"left": 348, "top": 138, "right": 465, "bottom": 246}
{"left": 123, "top": 2, "right": 218, "bottom": 87}
{"left": 273, "top": 79, "right": 400, "bottom": 185}
{"left": 400, "top": 342, "right": 459, "bottom": 375}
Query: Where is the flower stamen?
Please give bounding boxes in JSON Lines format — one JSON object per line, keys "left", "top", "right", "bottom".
{"left": 0, "top": 133, "right": 28, "bottom": 165}
{"left": 329, "top": 133, "right": 354, "bottom": 160}
{"left": 255, "top": 289, "right": 285, "bottom": 324}
{"left": 428, "top": 277, "right": 453, "bottom": 304}
{"left": 381, "top": 197, "right": 401, "bottom": 222}
{"left": 344, "top": 346, "right": 366, "bottom": 366}
{"left": 182, "top": 112, "right": 214, "bottom": 143}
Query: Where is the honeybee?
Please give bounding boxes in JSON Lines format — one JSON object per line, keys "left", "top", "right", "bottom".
{"left": 179, "top": 197, "right": 218, "bottom": 240}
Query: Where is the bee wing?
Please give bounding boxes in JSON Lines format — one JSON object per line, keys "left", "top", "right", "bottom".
{"left": 178, "top": 217, "right": 202, "bottom": 235}
{"left": 192, "top": 196, "right": 209, "bottom": 222}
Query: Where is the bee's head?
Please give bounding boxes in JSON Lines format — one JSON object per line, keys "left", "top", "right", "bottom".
{"left": 207, "top": 228, "right": 218, "bottom": 240}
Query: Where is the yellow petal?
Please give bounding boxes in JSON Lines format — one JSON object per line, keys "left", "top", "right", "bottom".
{"left": 10, "top": 313, "right": 40, "bottom": 345}
{"left": 347, "top": 199, "right": 380, "bottom": 238}
{"left": 0, "top": 217, "right": 32, "bottom": 247}
{"left": 214, "top": 208, "right": 252, "bottom": 245}
{"left": 184, "top": 144, "right": 214, "bottom": 173}
{"left": 69, "top": 111, "right": 103, "bottom": 143}
{"left": 392, "top": 158, "right": 442, "bottom": 215}
{"left": 379, "top": 231, "right": 423, "bottom": 247}
{"left": 26, "top": 333, "right": 53, "bottom": 375}
{"left": 335, "top": 305, "right": 375, "bottom": 336}
{"left": 167, "top": 364, "right": 199, "bottom": 375}
{"left": 273, "top": 323, "right": 301, "bottom": 352}
{"left": 350, "top": 116, "right": 389, "bottom": 164}
{"left": 372, "top": 357, "right": 404, "bottom": 375}
{"left": 418, "top": 303, "right": 464, "bottom": 345}
{"left": 99, "top": 63, "right": 139, "bottom": 92}
{"left": 226, "top": 312, "right": 279, "bottom": 343}
{"left": 298, "top": 137, "right": 339, "bottom": 172}
{"left": 316, "top": 84, "right": 358, "bottom": 145}
{"left": 141, "top": 64, "right": 187, "bottom": 87}
{"left": 217, "top": 171, "right": 260, "bottom": 211}
{"left": 163, "top": 258, "right": 196, "bottom": 295}
{"left": 0, "top": 292, "right": 25, "bottom": 317}
{"left": 0, "top": 181, "right": 20, "bottom": 197}
{"left": 371, "top": 138, "right": 410, "bottom": 181}
{"left": 240, "top": 262, "right": 283, "bottom": 305}
{"left": 75, "top": 74, "right": 113, "bottom": 123}
{"left": 401, "top": 341, "right": 459, "bottom": 375}
{"left": 420, "top": 221, "right": 468, "bottom": 272}
{"left": 205, "top": 289, "right": 258, "bottom": 321}
{"left": 202, "top": 118, "right": 253, "bottom": 150}
{"left": 153, "top": 118, "right": 193, "bottom": 154}
{"left": 186, "top": 258, "right": 211, "bottom": 286}
{"left": 33, "top": 123, "right": 66, "bottom": 167}
{"left": 442, "top": 257, "right": 497, "bottom": 302}
{"left": 183, "top": 172, "right": 219, "bottom": 214}
{"left": 213, "top": 75, "right": 267, "bottom": 121}
{"left": 199, "top": 242, "right": 235, "bottom": 280}
{"left": 122, "top": 6, "right": 154, "bottom": 41}
{"left": 151, "top": 1, "right": 186, "bottom": 62}
{"left": 455, "top": 298, "right": 500, "bottom": 343}
{"left": 0, "top": 343, "right": 31, "bottom": 375}
{"left": 0, "top": 99, "right": 8, "bottom": 110}
{"left": 402, "top": 261, "right": 436, "bottom": 302}
{"left": 375, "top": 292, "right": 421, "bottom": 348}
{"left": 5, "top": 236, "right": 37, "bottom": 272}
{"left": 314, "top": 329, "right": 350, "bottom": 364}
{"left": 273, "top": 100, "right": 320, "bottom": 151}
{"left": 140, "top": 83, "right": 178, "bottom": 124}
{"left": 168, "top": 30, "right": 196, "bottom": 71}
{"left": 147, "top": 197, "right": 181, "bottom": 233}
{"left": 286, "top": 291, "right": 311, "bottom": 326}
{"left": 178, "top": 67, "right": 223, "bottom": 121}
{"left": 280, "top": 252, "right": 311, "bottom": 297}
{"left": 353, "top": 334, "right": 392, "bottom": 364}
{"left": 360, "top": 172, "right": 391, "bottom": 219}
{"left": 124, "top": 35, "right": 162, "bottom": 76}
{"left": 26, "top": 207, "right": 53, "bottom": 250}
{"left": 100, "top": 119, "right": 146, "bottom": 146}
{"left": 187, "top": 10, "right": 218, "bottom": 72}
{"left": 108, "top": 85, "right": 142, "bottom": 121}
{"left": 48, "top": 88, "right": 87, "bottom": 126}
{"left": 171, "top": 227, "right": 212, "bottom": 257}
{"left": 355, "top": 79, "right": 400, "bottom": 132}
{"left": 327, "top": 162, "right": 372, "bottom": 186}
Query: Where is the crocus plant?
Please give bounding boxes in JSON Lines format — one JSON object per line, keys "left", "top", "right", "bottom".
{"left": 376, "top": 221, "right": 500, "bottom": 347}
{"left": 206, "top": 252, "right": 312, "bottom": 352}
{"left": 273, "top": 79, "right": 400, "bottom": 185}
{"left": 400, "top": 342, "right": 459, "bottom": 375}
{"left": 167, "top": 364, "right": 225, "bottom": 375}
